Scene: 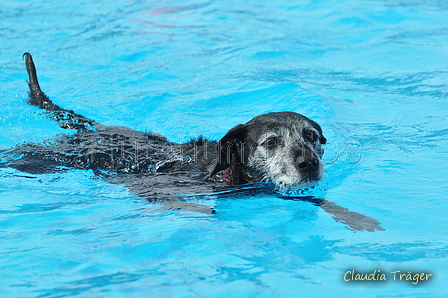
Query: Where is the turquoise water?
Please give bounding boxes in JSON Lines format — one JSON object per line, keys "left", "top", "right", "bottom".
{"left": 1, "top": 0, "right": 448, "bottom": 297}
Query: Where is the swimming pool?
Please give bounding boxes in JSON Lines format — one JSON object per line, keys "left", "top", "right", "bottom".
{"left": 1, "top": 0, "right": 447, "bottom": 297}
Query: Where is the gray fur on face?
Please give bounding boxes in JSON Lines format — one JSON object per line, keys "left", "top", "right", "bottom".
{"left": 247, "top": 127, "right": 324, "bottom": 189}
{"left": 210, "top": 112, "right": 326, "bottom": 189}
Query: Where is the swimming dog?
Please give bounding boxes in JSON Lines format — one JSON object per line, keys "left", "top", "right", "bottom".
{"left": 16, "top": 53, "right": 327, "bottom": 189}
{"left": 1, "top": 53, "right": 383, "bottom": 231}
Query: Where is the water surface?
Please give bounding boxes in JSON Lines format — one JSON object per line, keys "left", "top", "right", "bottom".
{"left": 1, "top": 0, "right": 447, "bottom": 297}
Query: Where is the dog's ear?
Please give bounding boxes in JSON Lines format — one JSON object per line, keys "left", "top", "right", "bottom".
{"left": 209, "top": 124, "right": 247, "bottom": 177}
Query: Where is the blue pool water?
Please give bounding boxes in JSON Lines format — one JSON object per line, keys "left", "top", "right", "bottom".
{"left": 1, "top": 0, "right": 448, "bottom": 297}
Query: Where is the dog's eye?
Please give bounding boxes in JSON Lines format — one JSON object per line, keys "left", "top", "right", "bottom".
{"left": 267, "top": 139, "right": 278, "bottom": 146}
{"left": 305, "top": 131, "right": 317, "bottom": 144}
{"left": 263, "top": 137, "right": 280, "bottom": 147}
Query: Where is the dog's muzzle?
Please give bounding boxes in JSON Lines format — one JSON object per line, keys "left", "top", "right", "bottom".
{"left": 297, "top": 158, "right": 321, "bottom": 181}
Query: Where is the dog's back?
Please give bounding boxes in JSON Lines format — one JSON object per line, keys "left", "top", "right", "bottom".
{"left": 0, "top": 53, "right": 386, "bottom": 231}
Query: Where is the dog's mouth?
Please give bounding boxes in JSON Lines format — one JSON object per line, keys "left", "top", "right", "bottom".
{"left": 276, "top": 178, "right": 319, "bottom": 190}
{"left": 274, "top": 168, "right": 323, "bottom": 190}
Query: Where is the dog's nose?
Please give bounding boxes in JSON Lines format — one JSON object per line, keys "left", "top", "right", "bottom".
{"left": 297, "top": 159, "right": 319, "bottom": 174}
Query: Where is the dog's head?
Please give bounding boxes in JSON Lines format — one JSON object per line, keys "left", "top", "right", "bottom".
{"left": 210, "top": 112, "right": 326, "bottom": 189}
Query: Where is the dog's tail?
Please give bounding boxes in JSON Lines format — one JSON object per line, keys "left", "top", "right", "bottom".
{"left": 23, "top": 52, "right": 97, "bottom": 131}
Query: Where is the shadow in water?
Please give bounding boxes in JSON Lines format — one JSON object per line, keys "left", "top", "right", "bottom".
{"left": 138, "top": 180, "right": 384, "bottom": 233}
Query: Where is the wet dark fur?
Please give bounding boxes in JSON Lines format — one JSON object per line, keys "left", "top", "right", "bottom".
{"left": 0, "top": 53, "right": 384, "bottom": 231}
{"left": 16, "top": 53, "right": 328, "bottom": 188}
